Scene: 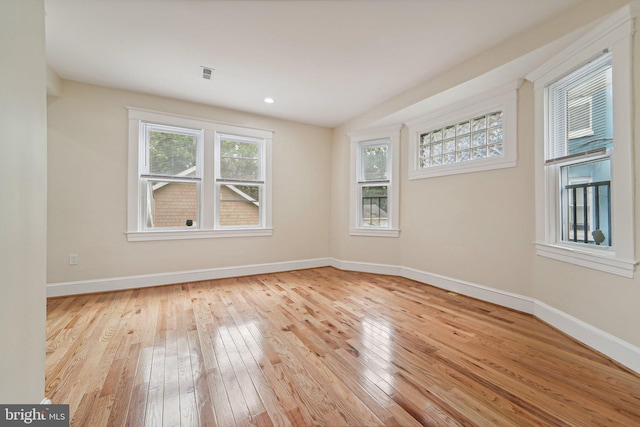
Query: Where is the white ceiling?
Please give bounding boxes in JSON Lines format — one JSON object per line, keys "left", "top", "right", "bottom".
{"left": 45, "top": 0, "right": 582, "bottom": 128}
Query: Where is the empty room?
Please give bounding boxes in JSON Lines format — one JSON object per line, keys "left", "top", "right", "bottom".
{"left": 2, "top": 0, "right": 640, "bottom": 425}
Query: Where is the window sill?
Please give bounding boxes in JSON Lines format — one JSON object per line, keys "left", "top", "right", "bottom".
{"left": 535, "top": 242, "right": 636, "bottom": 278}
{"left": 127, "top": 228, "right": 273, "bottom": 242}
{"left": 409, "top": 157, "right": 516, "bottom": 180}
{"left": 350, "top": 228, "right": 400, "bottom": 238}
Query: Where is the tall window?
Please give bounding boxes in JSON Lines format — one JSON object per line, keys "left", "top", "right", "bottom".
{"left": 547, "top": 53, "right": 612, "bottom": 246}
{"left": 127, "top": 108, "right": 272, "bottom": 241}
{"left": 140, "top": 123, "right": 202, "bottom": 230}
{"left": 216, "top": 134, "right": 264, "bottom": 228}
{"left": 527, "top": 5, "right": 636, "bottom": 277}
{"left": 358, "top": 140, "right": 390, "bottom": 227}
{"left": 349, "top": 125, "right": 400, "bottom": 237}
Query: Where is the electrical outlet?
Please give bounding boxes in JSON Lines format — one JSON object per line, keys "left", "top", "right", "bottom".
{"left": 69, "top": 254, "right": 79, "bottom": 265}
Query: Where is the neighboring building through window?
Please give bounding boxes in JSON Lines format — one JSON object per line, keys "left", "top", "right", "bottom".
{"left": 216, "top": 134, "right": 264, "bottom": 228}
{"left": 527, "top": 4, "right": 636, "bottom": 277}
{"left": 349, "top": 125, "right": 401, "bottom": 237}
{"left": 140, "top": 123, "right": 201, "bottom": 229}
{"left": 547, "top": 53, "right": 612, "bottom": 246}
{"left": 127, "top": 108, "right": 273, "bottom": 241}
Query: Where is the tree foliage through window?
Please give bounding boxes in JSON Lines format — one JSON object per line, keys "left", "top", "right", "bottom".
{"left": 149, "top": 130, "right": 197, "bottom": 176}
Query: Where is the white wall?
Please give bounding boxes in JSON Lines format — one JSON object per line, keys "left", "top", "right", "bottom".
{"left": 47, "top": 81, "right": 332, "bottom": 285}
{"left": 0, "top": 0, "right": 47, "bottom": 403}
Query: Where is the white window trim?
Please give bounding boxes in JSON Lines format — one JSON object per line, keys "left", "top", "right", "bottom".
{"left": 526, "top": 4, "right": 637, "bottom": 277}
{"left": 127, "top": 107, "right": 273, "bottom": 241}
{"left": 349, "top": 124, "right": 401, "bottom": 237}
{"left": 406, "top": 80, "right": 521, "bottom": 180}
{"left": 213, "top": 132, "right": 267, "bottom": 230}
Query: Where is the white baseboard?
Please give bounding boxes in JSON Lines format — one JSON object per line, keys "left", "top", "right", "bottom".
{"left": 330, "top": 258, "right": 640, "bottom": 375}
{"left": 533, "top": 301, "right": 640, "bottom": 374}
{"left": 400, "top": 265, "right": 535, "bottom": 314}
{"left": 46, "top": 256, "right": 640, "bottom": 374}
{"left": 46, "top": 258, "right": 331, "bottom": 297}
{"left": 329, "top": 258, "right": 402, "bottom": 277}
{"left": 328, "top": 259, "right": 535, "bottom": 313}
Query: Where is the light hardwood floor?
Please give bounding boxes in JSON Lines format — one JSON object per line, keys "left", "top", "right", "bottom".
{"left": 46, "top": 267, "right": 640, "bottom": 426}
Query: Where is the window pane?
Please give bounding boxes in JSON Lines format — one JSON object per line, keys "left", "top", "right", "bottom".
{"left": 561, "top": 158, "right": 611, "bottom": 246}
{"left": 362, "top": 144, "right": 389, "bottom": 181}
{"left": 220, "top": 138, "right": 260, "bottom": 180}
{"left": 219, "top": 184, "right": 261, "bottom": 227}
{"left": 456, "top": 121, "right": 470, "bottom": 135}
{"left": 472, "top": 115, "right": 486, "bottom": 131}
{"left": 548, "top": 52, "right": 612, "bottom": 160}
{"left": 145, "top": 180, "right": 198, "bottom": 228}
{"left": 149, "top": 131, "right": 197, "bottom": 176}
{"left": 567, "top": 66, "right": 612, "bottom": 155}
{"left": 418, "top": 110, "right": 503, "bottom": 170}
{"left": 361, "top": 186, "right": 388, "bottom": 227}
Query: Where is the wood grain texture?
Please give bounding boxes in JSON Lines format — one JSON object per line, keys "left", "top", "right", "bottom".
{"left": 46, "top": 267, "right": 640, "bottom": 426}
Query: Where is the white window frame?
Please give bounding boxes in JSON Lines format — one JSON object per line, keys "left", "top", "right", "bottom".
{"left": 127, "top": 107, "right": 273, "bottom": 241}
{"left": 526, "top": 4, "right": 636, "bottom": 277}
{"left": 406, "top": 80, "right": 520, "bottom": 180}
{"left": 349, "top": 124, "right": 401, "bottom": 237}
{"left": 214, "top": 132, "right": 266, "bottom": 229}
{"left": 138, "top": 122, "right": 204, "bottom": 231}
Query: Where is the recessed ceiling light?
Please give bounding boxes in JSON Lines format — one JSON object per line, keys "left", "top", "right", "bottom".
{"left": 264, "top": 97, "right": 275, "bottom": 104}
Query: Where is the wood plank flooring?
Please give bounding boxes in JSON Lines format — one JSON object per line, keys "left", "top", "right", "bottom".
{"left": 45, "top": 267, "right": 640, "bottom": 426}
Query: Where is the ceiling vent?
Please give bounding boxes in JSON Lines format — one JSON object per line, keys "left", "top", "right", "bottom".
{"left": 201, "top": 67, "right": 214, "bottom": 80}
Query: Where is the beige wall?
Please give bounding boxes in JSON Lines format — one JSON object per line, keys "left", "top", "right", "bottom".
{"left": 532, "top": 6, "right": 640, "bottom": 346}
{"left": 0, "top": 0, "right": 47, "bottom": 402}
{"left": 45, "top": 0, "right": 639, "bottom": 367}
{"left": 47, "top": 81, "right": 332, "bottom": 283}
{"left": 331, "top": 0, "right": 640, "bottom": 349}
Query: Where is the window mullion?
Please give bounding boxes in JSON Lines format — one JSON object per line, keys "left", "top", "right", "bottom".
{"left": 201, "top": 129, "right": 215, "bottom": 230}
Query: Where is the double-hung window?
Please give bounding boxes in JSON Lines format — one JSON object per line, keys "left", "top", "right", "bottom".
{"left": 349, "top": 125, "right": 400, "bottom": 237}
{"left": 527, "top": 4, "right": 636, "bottom": 277}
{"left": 127, "top": 108, "right": 272, "bottom": 241}
{"left": 547, "top": 53, "right": 612, "bottom": 247}
{"left": 216, "top": 134, "right": 264, "bottom": 228}
{"left": 359, "top": 140, "right": 390, "bottom": 228}
{"left": 140, "top": 123, "right": 202, "bottom": 230}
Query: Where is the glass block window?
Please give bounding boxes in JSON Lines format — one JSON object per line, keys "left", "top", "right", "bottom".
{"left": 419, "top": 111, "right": 503, "bottom": 169}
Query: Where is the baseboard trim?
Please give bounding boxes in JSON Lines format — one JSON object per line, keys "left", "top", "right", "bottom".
{"left": 400, "top": 265, "right": 535, "bottom": 314}
{"left": 46, "top": 258, "right": 331, "bottom": 297}
{"left": 46, "top": 257, "right": 640, "bottom": 374}
{"left": 533, "top": 300, "right": 640, "bottom": 374}
{"left": 329, "top": 258, "right": 402, "bottom": 277}
{"left": 329, "top": 258, "right": 640, "bottom": 375}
